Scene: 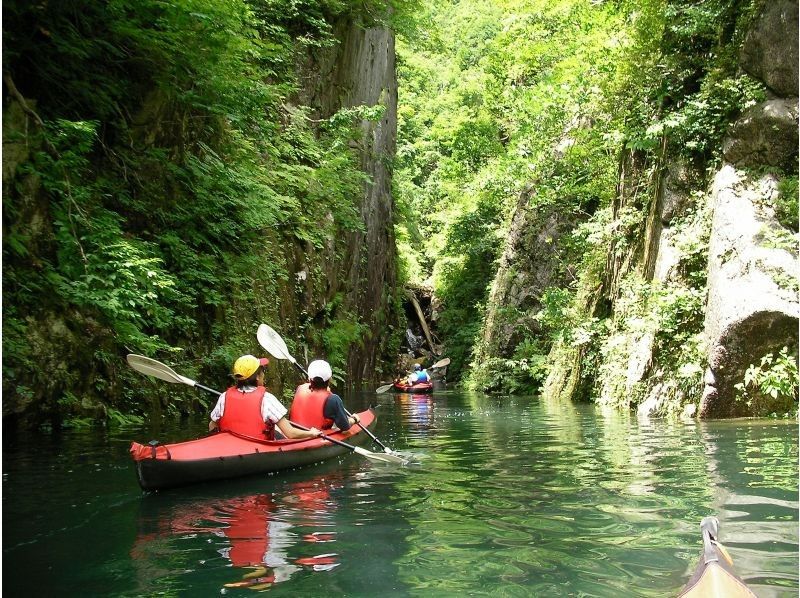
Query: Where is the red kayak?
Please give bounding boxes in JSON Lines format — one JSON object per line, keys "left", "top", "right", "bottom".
{"left": 392, "top": 380, "right": 433, "bottom": 393}
{"left": 130, "top": 409, "right": 376, "bottom": 491}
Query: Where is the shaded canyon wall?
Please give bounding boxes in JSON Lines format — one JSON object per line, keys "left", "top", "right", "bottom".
{"left": 1, "top": 13, "right": 399, "bottom": 421}
{"left": 279, "top": 19, "right": 399, "bottom": 390}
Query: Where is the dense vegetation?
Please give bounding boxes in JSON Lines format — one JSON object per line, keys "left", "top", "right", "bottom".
{"left": 3, "top": 0, "right": 795, "bottom": 427}
{"left": 394, "top": 0, "right": 796, "bottom": 411}
{"left": 2, "top": 0, "right": 412, "bottom": 426}
{"left": 395, "top": 0, "right": 627, "bottom": 381}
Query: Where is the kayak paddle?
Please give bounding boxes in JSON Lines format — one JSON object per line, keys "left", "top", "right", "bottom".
{"left": 126, "top": 354, "right": 402, "bottom": 464}
{"left": 284, "top": 420, "right": 407, "bottom": 464}
{"left": 256, "top": 323, "right": 307, "bottom": 376}
{"left": 375, "top": 382, "right": 395, "bottom": 394}
{"left": 257, "top": 323, "right": 401, "bottom": 457}
{"left": 126, "top": 354, "right": 221, "bottom": 396}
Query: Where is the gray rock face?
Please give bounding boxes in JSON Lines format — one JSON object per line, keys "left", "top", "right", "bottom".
{"left": 479, "top": 190, "right": 579, "bottom": 359}
{"left": 740, "top": 0, "right": 799, "bottom": 98}
{"left": 293, "top": 20, "right": 399, "bottom": 387}
{"left": 700, "top": 166, "right": 799, "bottom": 417}
{"left": 722, "top": 99, "right": 799, "bottom": 169}
{"left": 699, "top": 0, "right": 800, "bottom": 418}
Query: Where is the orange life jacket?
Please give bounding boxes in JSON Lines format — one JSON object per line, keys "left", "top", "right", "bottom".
{"left": 289, "top": 383, "right": 334, "bottom": 429}
{"left": 219, "top": 386, "right": 274, "bottom": 439}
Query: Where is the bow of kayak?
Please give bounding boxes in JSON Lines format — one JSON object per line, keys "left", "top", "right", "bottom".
{"left": 678, "top": 516, "right": 756, "bottom": 598}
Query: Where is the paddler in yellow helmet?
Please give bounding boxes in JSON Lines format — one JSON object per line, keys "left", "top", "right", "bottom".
{"left": 209, "top": 354, "right": 320, "bottom": 440}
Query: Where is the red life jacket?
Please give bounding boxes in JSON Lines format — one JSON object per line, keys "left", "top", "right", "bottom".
{"left": 219, "top": 386, "right": 274, "bottom": 439}
{"left": 289, "top": 383, "right": 334, "bottom": 429}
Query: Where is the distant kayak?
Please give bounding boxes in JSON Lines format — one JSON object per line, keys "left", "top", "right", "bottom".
{"left": 678, "top": 516, "right": 756, "bottom": 597}
{"left": 392, "top": 380, "right": 433, "bottom": 393}
{"left": 129, "top": 408, "right": 377, "bottom": 491}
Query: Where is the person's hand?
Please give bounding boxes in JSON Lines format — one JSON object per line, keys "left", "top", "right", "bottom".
{"left": 309, "top": 427, "right": 321, "bottom": 437}
{"left": 351, "top": 414, "right": 360, "bottom": 425}
{"left": 208, "top": 420, "right": 219, "bottom": 432}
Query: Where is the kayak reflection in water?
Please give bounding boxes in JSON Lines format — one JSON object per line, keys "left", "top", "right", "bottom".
{"left": 132, "top": 476, "right": 343, "bottom": 591}
{"left": 220, "top": 494, "right": 299, "bottom": 589}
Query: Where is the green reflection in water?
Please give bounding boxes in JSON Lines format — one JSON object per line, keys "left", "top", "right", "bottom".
{"left": 1, "top": 391, "right": 796, "bottom": 597}
{"left": 392, "top": 392, "right": 797, "bottom": 597}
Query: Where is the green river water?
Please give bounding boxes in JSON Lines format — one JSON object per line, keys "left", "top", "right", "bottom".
{"left": 2, "top": 390, "right": 798, "bottom": 596}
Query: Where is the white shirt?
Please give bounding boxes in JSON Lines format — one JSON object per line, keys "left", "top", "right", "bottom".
{"left": 210, "top": 385, "right": 287, "bottom": 424}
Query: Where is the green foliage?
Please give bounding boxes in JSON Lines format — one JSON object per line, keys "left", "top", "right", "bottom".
{"left": 776, "top": 176, "right": 799, "bottom": 232}
{"left": 434, "top": 196, "right": 505, "bottom": 380}
{"left": 3, "top": 0, "right": 405, "bottom": 424}
{"left": 106, "top": 407, "right": 146, "bottom": 427}
{"left": 735, "top": 347, "right": 799, "bottom": 407}
{"left": 535, "top": 288, "right": 574, "bottom": 341}
{"left": 395, "top": 0, "right": 630, "bottom": 385}
{"left": 470, "top": 334, "right": 549, "bottom": 394}
{"left": 321, "top": 315, "right": 368, "bottom": 384}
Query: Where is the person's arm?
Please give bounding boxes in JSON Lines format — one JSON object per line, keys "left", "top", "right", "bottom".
{"left": 323, "top": 394, "right": 359, "bottom": 431}
{"left": 262, "top": 391, "right": 319, "bottom": 439}
{"left": 208, "top": 392, "right": 226, "bottom": 431}
{"left": 276, "top": 417, "right": 320, "bottom": 439}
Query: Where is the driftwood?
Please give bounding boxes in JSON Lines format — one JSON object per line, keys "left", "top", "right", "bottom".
{"left": 405, "top": 289, "right": 438, "bottom": 356}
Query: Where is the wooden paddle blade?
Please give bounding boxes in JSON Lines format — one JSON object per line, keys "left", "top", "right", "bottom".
{"left": 126, "top": 354, "right": 196, "bottom": 387}
{"left": 430, "top": 357, "right": 450, "bottom": 369}
{"left": 353, "top": 446, "right": 407, "bottom": 464}
{"left": 375, "top": 383, "right": 394, "bottom": 394}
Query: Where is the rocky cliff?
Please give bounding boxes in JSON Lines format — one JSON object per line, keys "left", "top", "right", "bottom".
{"left": 286, "top": 19, "right": 399, "bottom": 389}
{"left": 485, "top": 0, "right": 799, "bottom": 417}
{"left": 699, "top": 0, "right": 799, "bottom": 417}
{"left": 1, "top": 6, "right": 400, "bottom": 424}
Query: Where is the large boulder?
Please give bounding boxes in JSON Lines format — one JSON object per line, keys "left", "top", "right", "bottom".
{"left": 700, "top": 166, "right": 799, "bottom": 417}
{"left": 739, "top": 0, "right": 799, "bottom": 98}
{"left": 722, "top": 99, "right": 799, "bottom": 170}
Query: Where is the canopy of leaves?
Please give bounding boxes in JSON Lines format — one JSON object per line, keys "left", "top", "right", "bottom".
{"left": 394, "top": 0, "right": 770, "bottom": 390}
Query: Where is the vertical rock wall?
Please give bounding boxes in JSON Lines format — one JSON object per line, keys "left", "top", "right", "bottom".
{"left": 286, "top": 19, "right": 399, "bottom": 388}
{"left": 530, "top": 1, "right": 798, "bottom": 417}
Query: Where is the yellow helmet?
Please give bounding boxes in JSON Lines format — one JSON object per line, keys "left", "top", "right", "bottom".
{"left": 233, "top": 355, "right": 269, "bottom": 379}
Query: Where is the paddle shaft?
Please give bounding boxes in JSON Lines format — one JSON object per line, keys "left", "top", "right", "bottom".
{"left": 344, "top": 408, "right": 389, "bottom": 452}
{"left": 288, "top": 418, "right": 402, "bottom": 462}
{"left": 195, "top": 382, "right": 221, "bottom": 396}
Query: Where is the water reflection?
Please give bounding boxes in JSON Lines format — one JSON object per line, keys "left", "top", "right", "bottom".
{"left": 2, "top": 392, "right": 796, "bottom": 597}
{"left": 396, "top": 393, "right": 436, "bottom": 431}
{"left": 132, "top": 471, "right": 346, "bottom": 593}
{"left": 386, "top": 395, "right": 797, "bottom": 597}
